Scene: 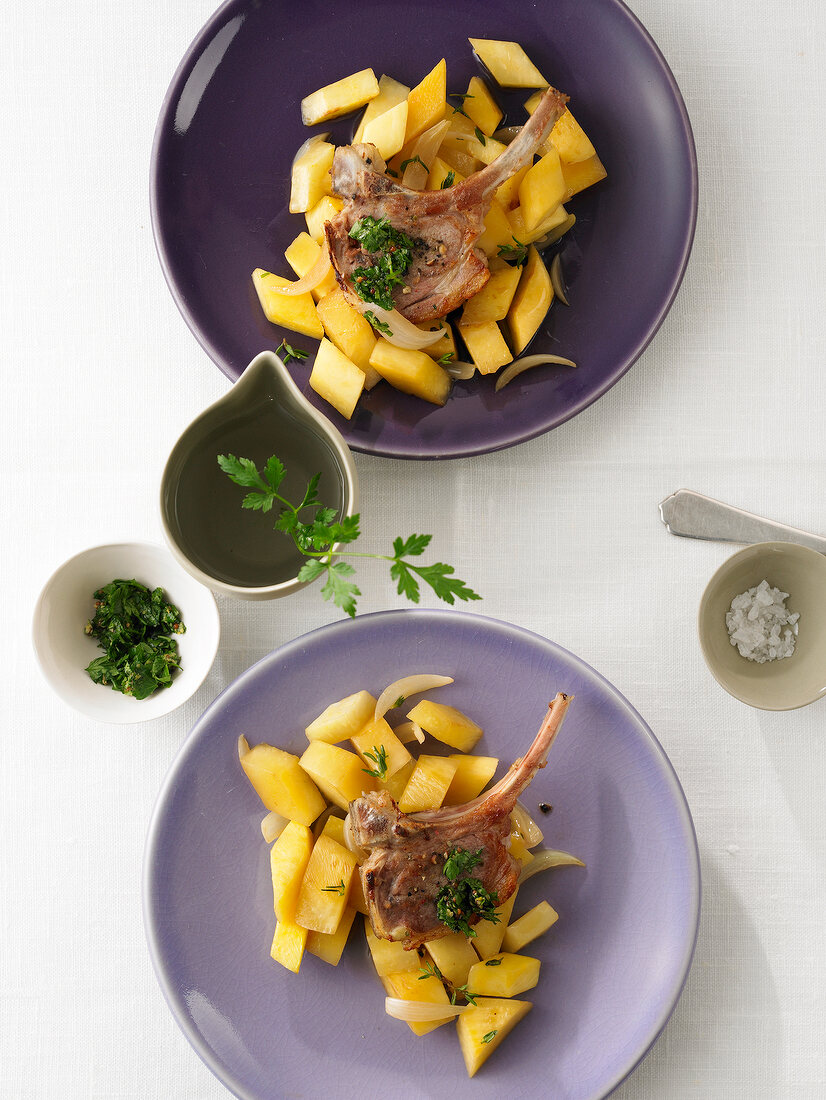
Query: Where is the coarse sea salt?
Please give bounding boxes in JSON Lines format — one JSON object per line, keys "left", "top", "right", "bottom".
{"left": 725, "top": 579, "right": 800, "bottom": 663}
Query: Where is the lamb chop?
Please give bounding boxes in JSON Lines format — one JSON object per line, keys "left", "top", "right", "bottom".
{"left": 324, "top": 84, "right": 568, "bottom": 324}
{"left": 345, "top": 692, "right": 571, "bottom": 950}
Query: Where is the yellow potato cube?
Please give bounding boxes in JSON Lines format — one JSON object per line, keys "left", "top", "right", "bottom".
{"left": 348, "top": 870, "right": 369, "bottom": 915}
{"left": 562, "top": 153, "right": 607, "bottom": 199}
{"left": 309, "top": 337, "right": 365, "bottom": 419}
{"left": 351, "top": 717, "right": 413, "bottom": 780}
{"left": 301, "top": 68, "right": 380, "bottom": 126}
{"left": 494, "top": 165, "right": 529, "bottom": 211}
{"left": 507, "top": 201, "right": 569, "bottom": 245}
{"left": 467, "top": 952, "right": 540, "bottom": 998}
{"left": 299, "top": 740, "right": 375, "bottom": 811}
{"left": 304, "top": 195, "right": 343, "bottom": 243}
{"left": 385, "top": 971, "right": 453, "bottom": 1036}
{"left": 473, "top": 890, "right": 518, "bottom": 959}
{"left": 306, "top": 905, "right": 356, "bottom": 966}
{"left": 416, "top": 319, "right": 458, "bottom": 363}
{"left": 525, "top": 95, "right": 597, "bottom": 164}
{"left": 305, "top": 689, "right": 377, "bottom": 744}
{"left": 380, "top": 758, "right": 415, "bottom": 802}
{"left": 404, "top": 58, "right": 446, "bottom": 144}
{"left": 457, "top": 996, "right": 533, "bottom": 1076}
{"left": 477, "top": 200, "right": 516, "bottom": 257}
{"left": 406, "top": 700, "right": 484, "bottom": 751}
{"left": 270, "top": 821, "right": 314, "bottom": 923}
{"left": 354, "top": 74, "right": 410, "bottom": 143}
{"left": 239, "top": 737, "right": 326, "bottom": 825}
{"left": 283, "top": 232, "right": 337, "bottom": 301}
{"left": 426, "top": 156, "right": 464, "bottom": 191}
{"left": 397, "top": 755, "right": 457, "bottom": 812}
{"left": 461, "top": 265, "right": 521, "bottom": 324}
{"left": 458, "top": 320, "right": 514, "bottom": 376}
{"left": 294, "top": 833, "right": 358, "bottom": 934}
{"left": 320, "top": 814, "right": 347, "bottom": 846}
{"left": 463, "top": 76, "right": 503, "bottom": 137}
{"left": 270, "top": 919, "right": 307, "bottom": 973}
{"left": 518, "top": 147, "right": 566, "bottom": 232}
{"left": 502, "top": 900, "right": 559, "bottom": 953}
{"left": 315, "top": 288, "right": 380, "bottom": 385}
{"left": 362, "top": 99, "right": 409, "bottom": 160}
{"left": 440, "top": 131, "right": 507, "bottom": 167}
{"left": 252, "top": 270, "right": 324, "bottom": 339}
{"left": 444, "top": 755, "right": 499, "bottom": 804}
{"left": 468, "top": 39, "right": 548, "bottom": 88}
{"left": 369, "top": 337, "right": 452, "bottom": 405}
{"left": 289, "top": 140, "right": 335, "bottom": 213}
{"left": 365, "top": 915, "right": 420, "bottom": 976}
{"left": 507, "top": 245, "right": 553, "bottom": 354}
{"left": 426, "top": 933, "right": 480, "bottom": 987}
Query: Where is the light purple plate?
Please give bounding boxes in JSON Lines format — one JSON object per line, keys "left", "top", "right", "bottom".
{"left": 144, "top": 610, "right": 699, "bottom": 1099}
{"left": 151, "top": 0, "right": 697, "bottom": 459}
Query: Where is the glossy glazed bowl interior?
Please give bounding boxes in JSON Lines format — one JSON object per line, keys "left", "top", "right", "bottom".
{"left": 698, "top": 541, "right": 826, "bottom": 710}
{"left": 160, "top": 350, "right": 358, "bottom": 600}
{"left": 32, "top": 541, "right": 220, "bottom": 723}
{"left": 151, "top": 0, "right": 697, "bottom": 459}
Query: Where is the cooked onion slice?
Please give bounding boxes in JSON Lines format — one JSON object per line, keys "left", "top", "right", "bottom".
{"left": 533, "top": 213, "right": 576, "bottom": 250}
{"left": 518, "top": 848, "right": 585, "bottom": 885}
{"left": 268, "top": 245, "right": 332, "bottom": 296}
{"left": 402, "top": 119, "right": 451, "bottom": 189}
{"left": 444, "top": 359, "right": 476, "bottom": 381}
{"left": 393, "top": 720, "right": 426, "bottom": 745}
{"left": 550, "top": 253, "right": 569, "bottom": 305}
{"left": 513, "top": 801, "right": 544, "bottom": 847}
{"left": 354, "top": 303, "right": 444, "bottom": 349}
{"left": 237, "top": 734, "right": 250, "bottom": 761}
{"left": 260, "top": 811, "right": 288, "bottom": 843}
{"left": 375, "top": 674, "right": 454, "bottom": 721}
{"left": 385, "top": 998, "right": 471, "bottom": 1022}
{"left": 494, "top": 354, "right": 577, "bottom": 392}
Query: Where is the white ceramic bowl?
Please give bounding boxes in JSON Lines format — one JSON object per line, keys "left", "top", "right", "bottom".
{"left": 33, "top": 542, "right": 220, "bottom": 723}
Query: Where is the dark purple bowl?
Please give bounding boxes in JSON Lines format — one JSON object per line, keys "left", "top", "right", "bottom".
{"left": 151, "top": 0, "right": 697, "bottom": 459}
{"left": 144, "top": 610, "right": 700, "bottom": 1099}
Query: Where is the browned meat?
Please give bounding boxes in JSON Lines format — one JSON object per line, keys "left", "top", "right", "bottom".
{"left": 324, "top": 85, "right": 568, "bottom": 323}
{"left": 346, "top": 692, "right": 572, "bottom": 950}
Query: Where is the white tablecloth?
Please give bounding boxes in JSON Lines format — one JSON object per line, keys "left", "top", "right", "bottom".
{"left": 3, "top": 1, "right": 825, "bottom": 1096}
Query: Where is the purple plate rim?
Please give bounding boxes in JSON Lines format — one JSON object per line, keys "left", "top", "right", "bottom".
{"left": 149, "top": 0, "right": 698, "bottom": 461}
{"left": 142, "top": 608, "right": 701, "bottom": 1100}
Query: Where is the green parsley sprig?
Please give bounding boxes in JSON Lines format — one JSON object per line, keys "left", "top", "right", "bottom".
{"left": 217, "top": 454, "right": 482, "bottom": 618}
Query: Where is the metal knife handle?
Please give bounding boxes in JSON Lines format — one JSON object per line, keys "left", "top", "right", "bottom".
{"left": 659, "top": 489, "right": 826, "bottom": 554}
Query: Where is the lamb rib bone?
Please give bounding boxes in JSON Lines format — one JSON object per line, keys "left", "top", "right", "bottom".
{"left": 345, "top": 691, "right": 572, "bottom": 950}
{"left": 324, "top": 84, "right": 568, "bottom": 325}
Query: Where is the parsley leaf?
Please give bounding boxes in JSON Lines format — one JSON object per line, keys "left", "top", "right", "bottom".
{"left": 364, "top": 309, "right": 393, "bottom": 337}
{"left": 436, "top": 848, "right": 499, "bottom": 938}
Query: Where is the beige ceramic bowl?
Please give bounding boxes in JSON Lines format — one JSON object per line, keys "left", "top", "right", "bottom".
{"left": 698, "top": 541, "right": 826, "bottom": 710}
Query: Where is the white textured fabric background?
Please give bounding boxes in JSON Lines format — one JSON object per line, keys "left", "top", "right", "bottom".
{"left": 2, "top": 0, "right": 825, "bottom": 1096}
